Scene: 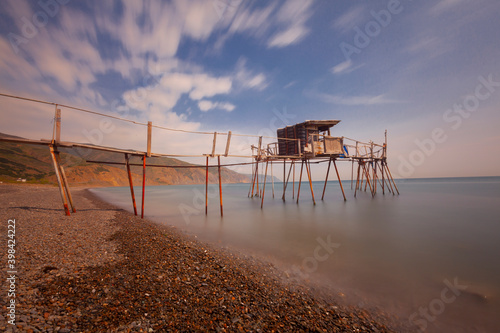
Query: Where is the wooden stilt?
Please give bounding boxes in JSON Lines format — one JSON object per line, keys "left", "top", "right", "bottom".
{"left": 282, "top": 160, "right": 286, "bottom": 199}
{"left": 261, "top": 159, "right": 269, "bottom": 208}
{"left": 292, "top": 161, "right": 295, "bottom": 199}
{"left": 351, "top": 159, "right": 354, "bottom": 190}
{"left": 282, "top": 160, "right": 293, "bottom": 201}
{"left": 255, "top": 161, "right": 259, "bottom": 197}
{"left": 305, "top": 159, "right": 316, "bottom": 205}
{"left": 56, "top": 153, "right": 76, "bottom": 213}
{"left": 271, "top": 160, "right": 275, "bottom": 198}
{"left": 49, "top": 145, "right": 70, "bottom": 216}
{"left": 321, "top": 157, "right": 332, "bottom": 200}
{"left": 205, "top": 156, "right": 209, "bottom": 215}
{"left": 296, "top": 159, "right": 304, "bottom": 203}
{"left": 384, "top": 161, "right": 400, "bottom": 195}
{"left": 125, "top": 154, "right": 138, "bottom": 216}
{"left": 333, "top": 159, "right": 346, "bottom": 201}
{"left": 354, "top": 161, "right": 361, "bottom": 198}
{"left": 362, "top": 163, "right": 375, "bottom": 197}
{"left": 218, "top": 156, "right": 223, "bottom": 217}
{"left": 141, "top": 155, "right": 146, "bottom": 219}
{"left": 250, "top": 160, "right": 258, "bottom": 197}
{"left": 381, "top": 161, "right": 394, "bottom": 194}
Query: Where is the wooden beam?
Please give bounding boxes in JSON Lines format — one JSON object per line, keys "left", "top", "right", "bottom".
{"left": 147, "top": 121, "right": 152, "bottom": 157}
{"left": 49, "top": 145, "right": 70, "bottom": 216}
{"left": 218, "top": 155, "right": 223, "bottom": 217}
{"left": 333, "top": 159, "right": 346, "bottom": 201}
{"left": 141, "top": 155, "right": 146, "bottom": 219}
{"left": 224, "top": 131, "right": 232, "bottom": 157}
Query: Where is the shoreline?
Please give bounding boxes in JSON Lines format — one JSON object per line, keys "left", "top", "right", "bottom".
{"left": 0, "top": 184, "right": 408, "bottom": 332}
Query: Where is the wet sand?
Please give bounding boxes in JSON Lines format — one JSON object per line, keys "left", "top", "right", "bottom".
{"left": 0, "top": 184, "right": 407, "bottom": 332}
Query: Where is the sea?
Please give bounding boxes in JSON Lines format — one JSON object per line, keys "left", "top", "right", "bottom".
{"left": 91, "top": 176, "right": 500, "bottom": 332}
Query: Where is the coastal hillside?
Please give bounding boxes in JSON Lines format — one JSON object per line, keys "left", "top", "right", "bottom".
{"left": 0, "top": 133, "right": 250, "bottom": 186}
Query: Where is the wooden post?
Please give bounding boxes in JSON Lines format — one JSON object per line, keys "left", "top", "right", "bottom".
{"left": 211, "top": 132, "right": 217, "bottom": 157}
{"left": 282, "top": 160, "right": 293, "bottom": 201}
{"left": 362, "top": 162, "right": 375, "bottom": 196}
{"left": 205, "top": 156, "right": 209, "bottom": 215}
{"left": 305, "top": 159, "right": 316, "bottom": 205}
{"left": 296, "top": 159, "right": 304, "bottom": 203}
{"left": 141, "top": 155, "right": 146, "bottom": 219}
{"left": 125, "top": 153, "right": 137, "bottom": 216}
{"left": 261, "top": 159, "right": 269, "bottom": 208}
{"left": 224, "top": 131, "right": 232, "bottom": 157}
{"left": 282, "top": 160, "right": 286, "bottom": 199}
{"left": 292, "top": 160, "right": 295, "bottom": 199}
{"left": 333, "top": 159, "right": 346, "bottom": 201}
{"left": 49, "top": 145, "right": 70, "bottom": 216}
{"left": 55, "top": 107, "right": 61, "bottom": 143}
{"left": 321, "top": 157, "right": 332, "bottom": 200}
{"left": 218, "top": 155, "right": 223, "bottom": 217}
{"left": 354, "top": 161, "right": 361, "bottom": 198}
{"left": 270, "top": 160, "right": 275, "bottom": 198}
{"left": 147, "top": 121, "right": 152, "bottom": 157}
{"left": 385, "top": 161, "right": 400, "bottom": 195}
{"left": 56, "top": 153, "right": 76, "bottom": 213}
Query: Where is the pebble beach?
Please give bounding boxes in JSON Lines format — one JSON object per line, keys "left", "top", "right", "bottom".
{"left": 0, "top": 184, "right": 406, "bottom": 332}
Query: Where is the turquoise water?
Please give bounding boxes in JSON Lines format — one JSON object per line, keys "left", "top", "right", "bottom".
{"left": 92, "top": 177, "right": 500, "bottom": 332}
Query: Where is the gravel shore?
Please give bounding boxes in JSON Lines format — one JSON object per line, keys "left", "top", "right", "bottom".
{"left": 0, "top": 184, "right": 405, "bottom": 332}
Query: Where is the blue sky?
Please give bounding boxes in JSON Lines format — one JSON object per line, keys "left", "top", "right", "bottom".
{"left": 0, "top": 0, "right": 499, "bottom": 179}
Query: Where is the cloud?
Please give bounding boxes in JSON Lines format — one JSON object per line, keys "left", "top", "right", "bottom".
{"left": 267, "top": 0, "right": 314, "bottom": 48}
{"left": 430, "top": 0, "right": 464, "bottom": 15}
{"left": 330, "top": 60, "right": 365, "bottom": 75}
{"left": 309, "top": 91, "right": 405, "bottom": 106}
{"left": 332, "top": 5, "right": 365, "bottom": 33}
{"left": 198, "top": 100, "right": 235, "bottom": 112}
{"left": 234, "top": 58, "right": 268, "bottom": 91}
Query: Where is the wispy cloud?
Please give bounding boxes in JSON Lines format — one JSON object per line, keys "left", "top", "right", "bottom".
{"left": 332, "top": 5, "right": 365, "bottom": 33}
{"left": 330, "top": 60, "right": 365, "bottom": 75}
{"left": 267, "top": 0, "right": 314, "bottom": 48}
{"left": 309, "top": 91, "right": 405, "bottom": 106}
{"left": 198, "top": 100, "right": 235, "bottom": 112}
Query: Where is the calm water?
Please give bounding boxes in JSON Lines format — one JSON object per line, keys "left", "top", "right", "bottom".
{"left": 92, "top": 177, "right": 500, "bottom": 332}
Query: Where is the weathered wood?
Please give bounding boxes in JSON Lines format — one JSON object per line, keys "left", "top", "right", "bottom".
{"left": 218, "top": 155, "right": 223, "bottom": 217}
{"left": 333, "top": 159, "right": 346, "bottom": 201}
{"left": 125, "top": 153, "right": 138, "bottom": 216}
{"left": 205, "top": 156, "right": 209, "bottom": 215}
{"left": 211, "top": 132, "right": 217, "bottom": 157}
{"left": 49, "top": 145, "right": 70, "bottom": 216}
{"left": 296, "top": 159, "right": 304, "bottom": 203}
{"left": 322, "top": 157, "right": 332, "bottom": 200}
{"left": 141, "top": 155, "right": 146, "bottom": 219}
{"left": 305, "top": 159, "right": 316, "bottom": 205}
{"left": 56, "top": 153, "right": 76, "bottom": 213}
{"left": 147, "top": 121, "right": 152, "bottom": 157}
{"left": 55, "top": 107, "right": 61, "bottom": 143}
{"left": 224, "top": 131, "right": 232, "bottom": 157}
{"left": 261, "top": 159, "right": 269, "bottom": 209}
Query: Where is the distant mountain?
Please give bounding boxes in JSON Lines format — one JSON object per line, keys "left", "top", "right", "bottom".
{"left": 0, "top": 133, "right": 249, "bottom": 186}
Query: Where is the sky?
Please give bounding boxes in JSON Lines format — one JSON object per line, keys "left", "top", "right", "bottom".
{"left": 0, "top": 0, "right": 499, "bottom": 179}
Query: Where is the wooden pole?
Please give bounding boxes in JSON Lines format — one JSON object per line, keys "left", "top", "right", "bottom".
{"left": 55, "top": 107, "right": 61, "bottom": 143}
{"left": 141, "top": 155, "right": 146, "bottom": 219}
{"left": 296, "top": 159, "right": 304, "bottom": 203}
{"left": 292, "top": 160, "right": 295, "bottom": 199}
{"left": 205, "top": 156, "right": 209, "bottom": 215}
{"left": 261, "top": 159, "right": 269, "bottom": 208}
{"left": 147, "top": 121, "right": 152, "bottom": 157}
{"left": 351, "top": 159, "right": 354, "bottom": 190}
{"left": 282, "top": 160, "right": 286, "bottom": 199}
{"left": 224, "top": 131, "right": 232, "bottom": 157}
{"left": 305, "top": 159, "right": 316, "bottom": 205}
{"left": 282, "top": 160, "right": 293, "bottom": 201}
{"left": 211, "top": 132, "right": 217, "bottom": 157}
{"left": 333, "top": 159, "right": 347, "bottom": 201}
{"left": 321, "top": 157, "right": 332, "bottom": 200}
{"left": 354, "top": 161, "right": 361, "bottom": 198}
{"left": 49, "top": 145, "right": 70, "bottom": 216}
{"left": 362, "top": 162, "right": 375, "bottom": 197}
{"left": 384, "top": 161, "right": 400, "bottom": 195}
{"left": 125, "top": 154, "right": 138, "bottom": 215}
{"left": 218, "top": 155, "right": 223, "bottom": 217}
{"left": 270, "top": 160, "right": 275, "bottom": 198}
{"left": 56, "top": 153, "right": 76, "bottom": 213}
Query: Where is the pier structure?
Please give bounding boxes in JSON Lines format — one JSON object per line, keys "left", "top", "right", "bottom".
{"left": 246, "top": 120, "right": 399, "bottom": 208}
{"left": 0, "top": 93, "right": 398, "bottom": 217}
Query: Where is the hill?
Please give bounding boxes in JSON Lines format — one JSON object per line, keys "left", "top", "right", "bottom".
{"left": 0, "top": 133, "right": 249, "bottom": 187}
